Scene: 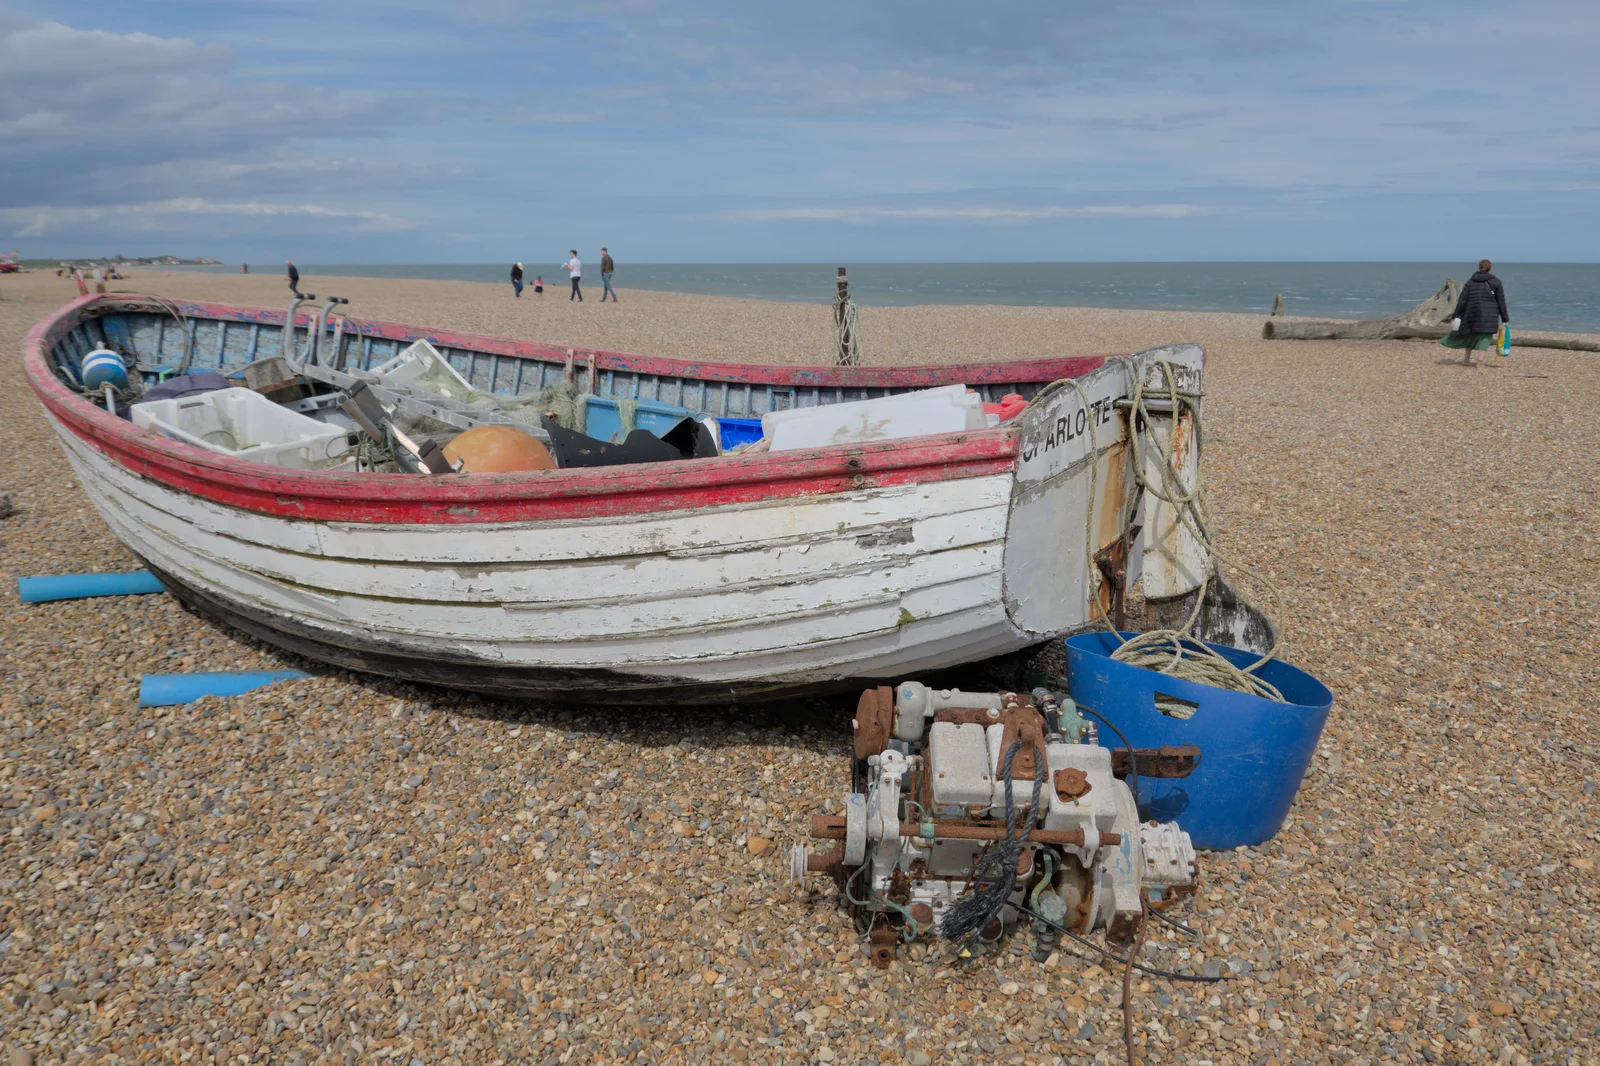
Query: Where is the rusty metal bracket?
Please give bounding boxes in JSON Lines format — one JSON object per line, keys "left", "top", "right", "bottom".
{"left": 868, "top": 923, "right": 898, "bottom": 969}
{"left": 853, "top": 686, "right": 894, "bottom": 761}
{"left": 1110, "top": 744, "right": 1201, "bottom": 779}
{"left": 1094, "top": 536, "right": 1134, "bottom": 630}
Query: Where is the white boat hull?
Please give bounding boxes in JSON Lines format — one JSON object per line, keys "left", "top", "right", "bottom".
{"left": 56, "top": 416, "right": 1043, "bottom": 698}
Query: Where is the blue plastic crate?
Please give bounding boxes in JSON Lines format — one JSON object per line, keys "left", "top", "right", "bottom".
{"left": 581, "top": 396, "right": 694, "bottom": 443}
{"left": 715, "top": 417, "right": 764, "bottom": 449}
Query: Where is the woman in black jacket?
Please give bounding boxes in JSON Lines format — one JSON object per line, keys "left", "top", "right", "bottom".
{"left": 1441, "top": 259, "right": 1509, "bottom": 363}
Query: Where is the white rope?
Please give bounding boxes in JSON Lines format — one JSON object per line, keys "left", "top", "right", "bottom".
{"left": 1073, "top": 357, "right": 1287, "bottom": 701}
{"left": 834, "top": 293, "right": 861, "bottom": 367}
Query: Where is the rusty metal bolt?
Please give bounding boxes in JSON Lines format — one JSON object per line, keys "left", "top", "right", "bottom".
{"left": 910, "top": 903, "right": 935, "bottom": 928}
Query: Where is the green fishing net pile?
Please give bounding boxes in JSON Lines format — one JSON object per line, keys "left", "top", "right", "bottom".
{"left": 399, "top": 345, "right": 588, "bottom": 434}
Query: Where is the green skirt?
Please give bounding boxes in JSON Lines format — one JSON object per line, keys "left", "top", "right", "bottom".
{"left": 1440, "top": 331, "right": 1495, "bottom": 351}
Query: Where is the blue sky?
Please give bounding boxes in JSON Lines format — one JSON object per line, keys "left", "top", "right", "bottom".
{"left": 2, "top": 0, "right": 1598, "bottom": 262}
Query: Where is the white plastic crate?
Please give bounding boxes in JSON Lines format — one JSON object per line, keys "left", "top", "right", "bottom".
{"left": 762, "top": 385, "right": 986, "bottom": 452}
{"left": 369, "top": 340, "right": 476, "bottom": 401}
{"left": 133, "top": 387, "right": 355, "bottom": 471}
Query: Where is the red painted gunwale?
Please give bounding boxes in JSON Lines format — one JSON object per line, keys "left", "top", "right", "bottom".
{"left": 24, "top": 295, "right": 1110, "bottom": 525}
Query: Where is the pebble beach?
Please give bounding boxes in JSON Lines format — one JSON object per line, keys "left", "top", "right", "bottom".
{"left": 1, "top": 268, "right": 1597, "bottom": 1066}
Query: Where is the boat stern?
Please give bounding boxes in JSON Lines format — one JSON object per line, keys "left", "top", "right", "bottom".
{"left": 998, "top": 343, "right": 1272, "bottom": 654}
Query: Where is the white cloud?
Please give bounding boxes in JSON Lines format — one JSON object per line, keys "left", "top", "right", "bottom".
{"left": 0, "top": 10, "right": 452, "bottom": 245}
{"left": 3, "top": 1, "right": 1596, "bottom": 261}
{"left": 0, "top": 198, "right": 411, "bottom": 237}
{"left": 728, "top": 204, "right": 1214, "bottom": 223}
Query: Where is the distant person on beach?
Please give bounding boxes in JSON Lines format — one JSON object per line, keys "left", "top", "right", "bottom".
{"left": 600, "top": 247, "right": 617, "bottom": 302}
{"left": 534, "top": 275, "right": 544, "bottom": 294}
{"left": 286, "top": 261, "right": 300, "bottom": 295}
{"left": 1441, "top": 259, "right": 1509, "bottom": 364}
{"left": 241, "top": 263, "right": 249, "bottom": 274}
{"left": 563, "top": 251, "right": 582, "bottom": 301}
{"left": 511, "top": 262, "right": 525, "bottom": 297}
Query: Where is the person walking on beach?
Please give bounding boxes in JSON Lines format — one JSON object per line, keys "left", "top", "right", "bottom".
{"left": 286, "top": 261, "right": 301, "bottom": 296}
{"left": 599, "top": 247, "right": 617, "bottom": 302}
{"left": 511, "top": 262, "right": 525, "bottom": 298}
{"left": 1441, "top": 259, "right": 1509, "bottom": 365}
{"left": 563, "top": 251, "right": 582, "bottom": 301}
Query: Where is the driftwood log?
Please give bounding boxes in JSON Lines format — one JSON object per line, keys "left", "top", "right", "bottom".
{"left": 1262, "top": 279, "right": 1459, "bottom": 339}
{"left": 1262, "top": 277, "right": 1600, "bottom": 351}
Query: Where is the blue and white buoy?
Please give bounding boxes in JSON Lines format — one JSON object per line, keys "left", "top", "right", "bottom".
{"left": 80, "top": 347, "right": 128, "bottom": 391}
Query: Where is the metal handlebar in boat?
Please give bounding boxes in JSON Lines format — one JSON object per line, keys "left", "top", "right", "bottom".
{"left": 284, "top": 294, "right": 315, "bottom": 362}
{"left": 310, "top": 297, "right": 348, "bottom": 366}
{"left": 275, "top": 298, "right": 550, "bottom": 443}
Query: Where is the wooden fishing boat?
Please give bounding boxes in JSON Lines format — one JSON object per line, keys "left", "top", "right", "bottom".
{"left": 24, "top": 292, "right": 1269, "bottom": 702}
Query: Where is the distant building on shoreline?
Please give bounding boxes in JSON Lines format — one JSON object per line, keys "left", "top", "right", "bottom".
{"left": 45, "top": 255, "right": 223, "bottom": 269}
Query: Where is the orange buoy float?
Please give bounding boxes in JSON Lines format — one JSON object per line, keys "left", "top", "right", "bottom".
{"left": 442, "top": 425, "right": 555, "bottom": 473}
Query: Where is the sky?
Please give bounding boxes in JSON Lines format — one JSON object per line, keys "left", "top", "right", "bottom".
{"left": 2, "top": 0, "right": 1598, "bottom": 263}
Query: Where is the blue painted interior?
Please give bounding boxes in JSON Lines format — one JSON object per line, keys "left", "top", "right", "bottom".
{"left": 50, "top": 310, "right": 1040, "bottom": 423}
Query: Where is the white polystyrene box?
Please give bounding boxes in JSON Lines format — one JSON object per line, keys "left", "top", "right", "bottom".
{"left": 762, "top": 385, "right": 986, "bottom": 452}
{"left": 133, "top": 387, "right": 355, "bottom": 471}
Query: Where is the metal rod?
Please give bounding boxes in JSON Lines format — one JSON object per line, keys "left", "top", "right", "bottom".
{"left": 807, "top": 815, "right": 1119, "bottom": 847}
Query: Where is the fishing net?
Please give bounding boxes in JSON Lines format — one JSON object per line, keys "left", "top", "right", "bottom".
{"left": 393, "top": 343, "right": 587, "bottom": 434}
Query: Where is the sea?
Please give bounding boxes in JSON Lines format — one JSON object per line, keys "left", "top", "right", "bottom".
{"left": 223, "top": 263, "right": 1600, "bottom": 334}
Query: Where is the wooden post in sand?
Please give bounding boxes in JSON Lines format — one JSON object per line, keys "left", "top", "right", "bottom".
{"left": 834, "top": 267, "right": 860, "bottom": 367}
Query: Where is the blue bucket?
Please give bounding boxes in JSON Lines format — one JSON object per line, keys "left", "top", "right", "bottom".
{"left": 1064, "top": 631, "right": 1333, "bottom": 850}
